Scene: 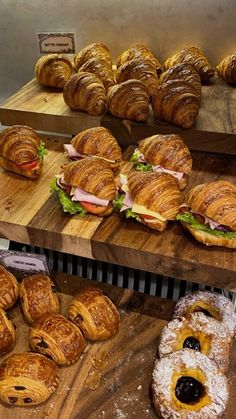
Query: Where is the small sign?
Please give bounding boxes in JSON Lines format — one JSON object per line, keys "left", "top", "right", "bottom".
{"left": 0, "top": 250, "right": 50, "bottom": 280}
{"left": 37, "top": 32, "right": 75, "bottom": 54}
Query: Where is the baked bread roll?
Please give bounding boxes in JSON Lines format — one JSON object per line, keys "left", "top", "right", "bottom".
{"left": 131, "top": 134, "right": 192, "bottom": 190}
{"left": 51, "top": 158, "right": 116, "bottom": 216}
{"left": 35, "top": 54, "right": 73, "bottom": 89}
{"left": 177, "top": 180, "right": 236, "bottom": 248}
{"left": 74, "top": 42, "right": 112, "bottom": 70}
{"left": 0, "top": 125, "right": 47, "bottom": 179}
{"left": 164, "top": 46, "right": 215, "bottom": 84}
{"left": 107, "top": 79, "right": 150, "bottom": 122}
{"left": 159, "top": 62, "right": 202, "bottom": 98}
{"left": 217, "top": 52, "right": 236, "bottom": 85}
{"left": 79, "top": 57, "right": 115, "bottom": 91}
{"left": 0, "top": 352, "right": 59, "bottom": 406}
{"left": 0, "top": 309, "right": 16, "bottom": 355}
{"left": 117, "top": 44, "right": 163, "bottom": 75}
{"left": 29, "top": 313, "right": 86, "bottom": 365}
{"left": 173, "top": 291, "right": 236, "bottom": 338}
{"left": 64, "top": 127, "right": 122, "bottom": 170}
{"left": 68, "top": 287, "right": 120, "bottom": 341}
{"left": 114, "top": 171, "right": 181, "bottom": 231}
{"left": 116, "top": 58, "right": 159, "bottom": 95}
{"left": 158, "top": 312, "right": 231, "bottom": 373}
{"left": 63, "top": 72, "right": 106, "bottom": 115}
{"left": 19, "top": 274, "right": 60, "bottom": 323}
{"left": 0, "top": 265, "right": 19, "bottom": 310}
{"left": 152, "top": 349, "right": 228, "bottom": 418}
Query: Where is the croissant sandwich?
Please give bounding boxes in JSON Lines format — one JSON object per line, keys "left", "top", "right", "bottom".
{"left": 50, "top": 158, "right": 116, "bottom": 216}
{"left": 130, "top": 134, "right": 192, "bottom": 190}
{"left": 35, "top": 54, "right": 73, "bottom": 89}
{"left": 177, "top": 180, "right": 236, "bottom": 248}
{"left": 0, "top": 125, "right": 47, "bottom": 179}
{"left": 63, "top": 127, "right": 122, "bottom": 170}
{"left": 217, "top": 52, "right": 236, "bottom": 85}
{"left": 114, "top": 171, "right": 181, "bottom": 231}
{"left": 117, "top": 44, "right": 163, "bottom": 75}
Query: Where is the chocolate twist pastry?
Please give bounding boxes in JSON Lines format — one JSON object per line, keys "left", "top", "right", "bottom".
{"left": 35, "top": 54, "right": 73, "bottom": 89}
{"left": 0, "top": 265, "right": 19, "bottom": 310}
{"left": 159, "top": 63, "right": 202, "bottom": 99}
{"left": 116, "top": 58, "right": 159, "bottom": 95}
{"left": 107, "top": 79, "right": 150, "bottom": 122}
{"left": 79, "top": 57, "right": 115, "bottom": 91}
{"left": 74, "top": 42, "right": 112, "bottom": 70}
{"left": 29, "top": 313, "right": 86, "bottom": 365}
{"left": 0, "top": 352, "right": 59, "bottom": 406}
{"left": 0, "top": 309, "right": 16, "bottom": 355}
{"left": 164, "top": 46, "right": 215, "bottom": 84}
{"left": 63, "top": 72, "right": 106, "bottom": 115}
{"left": 117, "top": 44, "right": 163, "bottom": 75}
{"left": 217, "top": 52, "right": 236, "bottom": 85}
{"left": 68, "top": 287, "right": 120, "bottom": 341}
{"left": 19, "top": 274, "right": 60, "bottom": 323}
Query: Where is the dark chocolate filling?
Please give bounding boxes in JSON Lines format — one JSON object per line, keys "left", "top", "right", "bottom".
{"left": 175, "top": 376, "right": 205, "bottom": 404}
{"left": 8, "top": 396, "right": 17, "bottom": 404}
{"left": 37, "top": 340, "right": 49, "bottom": 349}
{"left": 183, "top": 336, "right": 201, "bottom": 351}
{"left": 24, "top": 397, "right": 33, "bottom": 404}
{"left": 15, "top": 386, "right": 26, "bottom": 390}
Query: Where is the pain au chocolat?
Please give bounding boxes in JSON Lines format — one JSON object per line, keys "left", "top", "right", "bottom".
{"left": 0, "top": 308, "right": 16, "bottom": 356}
{"left": 0, "top": 265, "right": 19, "bottom": 310}
{"left": 35, "top": 53, "right": 73, "bottom": 89}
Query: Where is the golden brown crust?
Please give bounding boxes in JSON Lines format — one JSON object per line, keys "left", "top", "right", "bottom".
{"left": 107, "top": 79, "right": 150, "bottom": 122}
{"left": 0, "top": 155, "right": 42, "bottom": 179}
{"left": 68, "top": 287, "right": 120, "bottom": 341}
{"left": 62, "top": 158, "right": 116, "bottom": 200}
{"left": 217, "top": 52, "right": 236, "bottom": 85}
{"left": 159, "top": 63, "right": 202, "bottom": 98}
{"left": 164, "top": 46, "right": 215, "bottom": 84}
{"left": 19, "top": 275, "right": 60, "bottom": 323}
{"left": 0, "top": 265, "right": 19, "bottom": 310}
{"left": 181, "top": 221, "right": 236, "bottom": 248}
{"left": 117, "top": 44, "right": 163, "bottom": 75}
{"left": 35, "top": 54, "right": 73, "bottom": 89}
{"left": 79, "top": 57, "right": 115, "bottom": 90}
{"left": 63, "top": 72, "right": 106, "bottom": 115}
{"left": 29, "top": 313, "right": 86, "bottom": 365}
{"left": 0, "top": 352, "right": 59, "bottom": 406}
{"left": 0, "top": 309, "right": 16, "bottom": 355}
{"left": 74, "top": 43, "right": 112, "bottom": 70}
{"left": 116, "top": 58, "right": 159, "bottom": 95}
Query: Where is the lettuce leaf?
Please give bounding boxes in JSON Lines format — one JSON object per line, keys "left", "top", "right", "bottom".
{"left": 125, "top": 209, "right": 141, "bottom": 221}
{"left": 135, "top": 162, "right": 153, "bottom": 172}
{"left": 177, "top": 212, "right": 236, "bottom": 239}
{"left": 49, "top": 178, "right": 87, "bottom": 216}
{"left": 113, "top": 193, "right": 125, "bottom": 210}
{"left": 37, "top": 140, "right": 48, "bottom": 159}
{"left": 130, "top": 150, "right": 141, "bottom": 163}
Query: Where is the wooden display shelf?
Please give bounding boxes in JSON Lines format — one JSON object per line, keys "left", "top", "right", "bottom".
{"left": 0, "top": 134, "right": 236, "bottom": 290}
{"left": 0, "top": 272, "right": 235, "bottom": 419}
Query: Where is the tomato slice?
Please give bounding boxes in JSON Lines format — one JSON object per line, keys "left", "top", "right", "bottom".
{"left": 80, "top": 201, "right": 107, "bottom": 215}
{"left": 17, "top": 159, "right": 39, "bottom": 170}
{"left": 139, "top": 214, "right": 156, "bottom": 220}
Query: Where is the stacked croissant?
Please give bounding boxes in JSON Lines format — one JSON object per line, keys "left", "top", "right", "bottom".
{"left": 34, "top": 43, "right": 236, "bottom": 128}
{"left": 0, "top": 265, "right": 120, "bottom": 406}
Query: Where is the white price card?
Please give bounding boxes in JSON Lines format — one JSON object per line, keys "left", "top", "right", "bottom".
{"left": 37, "top": 32, "right": 75, "bottom": 54}
{"left": 0, "top": 250, "right": 50, "bottom": 280}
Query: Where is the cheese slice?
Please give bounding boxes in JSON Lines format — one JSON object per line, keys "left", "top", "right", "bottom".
{"left": 132, "top": 203, "right": 167, "bottom": 222}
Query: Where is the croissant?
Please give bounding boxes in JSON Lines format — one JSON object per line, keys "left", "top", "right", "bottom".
{"left": 217, "top": 52, "right": 236, "bottom": 85}
{"left": 0, "top": 352, "right": 59, "bottom": 406}
{"left": 74, "top": 42, "right": 112, "bottom": 70}
{"left": 35, "top": 54, "right": 73, "bottom": 88}
{"left": 0, "top": 309, "right": 16, "bottom": 355}
{"left": 107, "top": 79, "right": 150, "bottom": 122}
{"left": 63, "top": 72, "right": 106, "bottom": 115}
{"left": 0, "top": 265, "right": 19, "bottom": 310}
{"left": 0, "top": 125, "right": 46, "bottom": 178}
{"left": 117, "top": 44, "right": 163, "bottom": 75}
{"left": 164, "top": 46, "right": 215, "bottom": 84}
{"left": 68, "top": 287, "right": 120, "bottom": 341}
{"left": 79, "top": 57, "right": 115, "bottom": 91}
{"left": 159, "top": 63, "right": 202, "bottom": 99}
{"left": 116, "top": 58, "right": 159, "bottom": 95}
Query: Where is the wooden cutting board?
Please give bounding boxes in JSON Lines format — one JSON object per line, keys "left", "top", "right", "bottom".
{"left": 0, "top": 272, "right": 235, "bottom": 419}
{"left": 0, "top": 135, "right": 236, "bottom": 290}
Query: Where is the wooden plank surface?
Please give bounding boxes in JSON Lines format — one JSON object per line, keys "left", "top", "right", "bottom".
{"left": 0, "top": 272, "right": 235, "bottom": 419}
{"left": 0, "top": 135, "right": 236, "bottom": 290}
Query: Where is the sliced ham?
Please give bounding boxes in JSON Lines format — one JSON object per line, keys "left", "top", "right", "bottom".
{"left": 63, "top": 144, "right": 83, "bottom": 158}
{"left": 120, "top": 191, "right": 133, "bottom": 212}
{"left": 71, "top": 187, "right": 109, "bottom": 206}
{"left": 152, "top": 165, "right": 184, "bottom": 181}
{"left": 191, "top": 211, "right": 228, "bottom": 231}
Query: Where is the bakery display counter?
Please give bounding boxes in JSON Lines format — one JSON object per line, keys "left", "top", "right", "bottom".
{"left": 0, "top": 272, "right": 235, "bottom": 419}
{"left": 0, "top": 134, "right": 236, "bottom": 290}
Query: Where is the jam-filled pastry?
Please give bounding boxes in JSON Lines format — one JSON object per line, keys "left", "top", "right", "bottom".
{"left": 173, "top": 291, "right": 236, "bottom": 338}
{"left": 0, "top": 265, "right": 19, "bottom": 310}
{"left": 159, "top": 63, "right": 202, "bottom": 99}
{"left": 217, "top": 52, "right": 236, "bottom": 85}
{"left": 29, "top": 313, "right": 86, "bottom": 365}
{"left": 107, "top": 79, "right": 150, "bottom": 122}
{"left": 117, "top": 44, "right": 163, "bottom": 75}
{"left": 158, "top": 312, "right": 231, "bottom": 373}
{"left": 79, "top": 57, "right": 115, "bottom": 91}
{"left": 74, "top": 42, "right": 112, "bottom": 71}
{"left": 35, "top": 54, "right": 73, "bottom": 89}
{"left": 0, "top": 308, "right": 16, "bottom": 355}
{"left": 68, "top": 287, "right": 120, "bottom": 341}
{"left": 19, "top": 274, "right": 60, "bottom": 323}
{"left": 0, "top": 352, "right": 59, "bottom": 406}
{"left": 63, "top": 72, "right": 106, "bottom": 115}
{"left": 163, "top": 46, "right": 215, "bottom": 84}
{"left": 116, "top": 58, "right": 159, "bottom": 95}
{"left": 152, "top": 349, "right": 228, "bottom": 418}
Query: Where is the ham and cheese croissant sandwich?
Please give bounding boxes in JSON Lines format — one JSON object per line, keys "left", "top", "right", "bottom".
{"left": 177, "top": 180, "right": 236, "bottom": 248}
{"left": 130, "top": 134, "right": 192, "bottom": 190}
{"left": 114, "top": 171, "right": 181, "bottom": 231}
{"left": 50, "top": 158, "right": 116, "bottom": 216}
{"left": 63, "top": 127, "right": 122, "bottom": 171}
{"left": 0, "top": 125, "right": 47, "bottom": 179}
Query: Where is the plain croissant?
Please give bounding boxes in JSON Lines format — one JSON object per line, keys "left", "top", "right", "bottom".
{"left": 117, "top": 44, "right": 163, "bottom": 75}
{"left": 35, "top": 54, "right": 73, "bottom": 88}
{"left": 116, "top": 58, "right": 159, "bottom": 95}
{"left": 217, "top": 52, "right": 236, "bottom": 85}
{"left": 159, "top": 63, "right": 202, "bottom": 98}
{"left": 74, "top": 42, "right": 112, "bottom": 70}
{"left": 79, "top": 57, "right": 115, "bottom": 91}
